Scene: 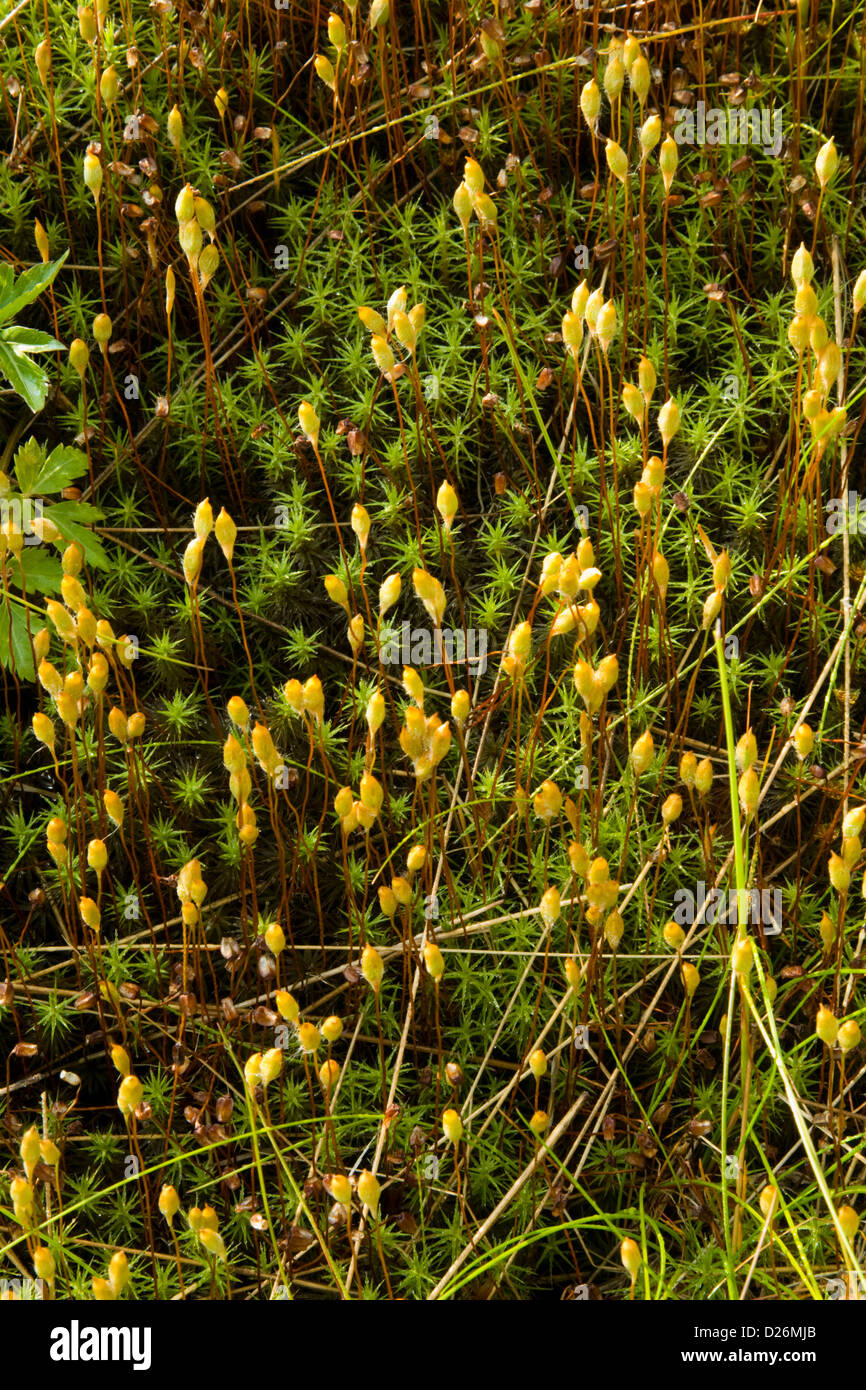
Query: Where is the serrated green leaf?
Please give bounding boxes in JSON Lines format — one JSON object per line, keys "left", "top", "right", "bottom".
{"left": 0, "top": 340, "right": 49, "bottom": 411}
{"left": 48, "top": 500, "right": 103, "bottom": 522}
{"left": 13, "top": 438, "right": 46, "bottom": 494}
{"left": 17, "top": 546, "right": 63, "bottom": 595}
{"left": 31, "top": 444, "right": 88, "bottom": 495}
{"left": 0, "top": 599, "right": 35, "bottom": 680}
{"left": 47, "top": 500, "right": 109, "bottom": 569}
{"left": 0, "top": 252, "right": 69, "bottom": 325}
{"left": 0, "top": 326, "right": 64, "bottom": 353}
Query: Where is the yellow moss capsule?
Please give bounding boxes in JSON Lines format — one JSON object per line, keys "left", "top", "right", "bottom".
{"left": 358, "top": 1169, "right": 381, "bottom": 1216}
{"left": 451, "top": 689, "right": 470, "bottom": 724}
{"left": 108, "top": 1251, "right": 129, "bottom": 1296}
{"left": 815, "top": 137, "right": 838, "bottom": 188}
{"left": 127, "top": 712, "right": 145, "bottom": 740}
{"left": 694, "top": 758, "right": 713, "bottom": 796}
{"left": 370, "top": 334, "right": 396, "bottom": 375}
{"left": 663, "top": 921, "right": 685, "bottom": 951}
{"left": 442, "top": 1108, "right": 464, "bottom": 1144}
{"left": 791, "top": 242, "right": 814, "bottom": 288}
{"left": 319, "top": 1058, "right": 340, "bottom": 1093}
{"left": 32, "top": 711, "right": 56, "bottom": 751}
{"left": 579, "top": 78, "right": 600, "bottom": 127}
{"left": 359, "top": 772, "right": 383, "bottom": 815}
{"left": 474, "top": 192, "right": 497, "bottom": 228}
{"left": 413, "top": 568, "right": 447, "bottom": 627}
{"left": 159, "top": 1185, "right": 180, "bottom": 1224}
{"left": 658, "top": 397, "right": 681, "bottom": 446}
{"left": 571, "top": 280, "right": 589, "bottom": 318}
{"left": 351, "top": 503, "right": 371, "bottom": 551}
{"left": 533, "top": 779, "right": 562, "bottom": 824}
{"left": 622, "top": 382, "right": 643, "bottom": 423}
{"left": 100, "top": 65, "right": 119, "bottom": 107}
{"left": 732, "top": 937, "right": 754, "bottom": 976}
{"left": 605, "top": 139, "right": 628, "bottom": 183}
{"left": 33, "top": 1247, "right": 56, "bottom": 1283}
{"left": 321, "top": 1015, "right": 343, "bottom": 1044}
{"left": 298, "top": 400, "right": 320, "bottom": 444}
{"left": 596, "top": 654, "right": 618, "bottom": 694}
{"left": 328, "top": 12, "right": 347, "bottom": 50}
{"left": 828, "top": 852, "right": 851, "bottom": 894}
{"left": 682, "top": 963, "right": 700, "bottom": 998}
{"left": 630, "top": 729, "right": 654, "bottom": 776}
{"left": 596, "top": 299, "right": 618, "bottom": 353}
{"left": 631, "top": 54, "right": 651, "bottom": 105}
{"left": 738, "top": 767, "right": 760, "bottom": 817}
{"left": 361, "top": 943, "right": 384, "bottom": 992}
{"left": 837, "top": 1019, "right": 861, "bottom": 1054}
{"left": 604, "top": 910, "right": 624, "bottom": 949}
{"left": 379, "top": 571, "right": 401, "bottom": 615}
{"left": 297, "top": 1021, "right": 321, "bottom": 1055}
{"left": 212, "top": 506, "right": 236, "bottom": 563}
{"left": 199, "top": 1228, "right": 227, "bottom": 1261}
{"left": 264, "top": 921, "right": 286, "bottom": 957}
{"left": 423, "top": 941, "right": 444, "bottom": 981}
{"left": 275, "top": 989, "right": 299, "bottom": 1023}
{"left": 816, "top": 1004, "right": 838, "bottom": 1047}
{"left": 117, "top": 1074, "right": 143, "bottom": 1117}
{"left": 452, "top": 180, "right": 474, "bottom": 232}
{"left": 326, "top": 1173, "right": 351, "bottom": 1208}
{"left": 83, "top": 146, "right": 103, "bottom": 200}
{"left": 68, "top": 337, "right": 90, "bottom": 382}
{"left": 78, "top": 6, "right": 97, "bottom": 41}
{"left": 167, "top": 103, "right": 183, "bottom": 149}
{"left": 620, "top": 1237, "right": 642, "bottom": 1280}
{"left": 758, "top": 1185, "right": 777, "bottom": 1222}
{"left": 436, "top": 480, "right": 459, "bottom": 531}
{"left": 638, "top": 360, "right": 658, "bottom": 407}
{"left": 639, "top": 114, "right": 661, "bottom": 159}
{"left": 659, "top": 135, "right": 678, "bottom": 193}
{"left": 244, "top": 1053, "right": 263, "bottom": 1090}
{"left": 391, "top": 876, "right": 412, "bottom": 906}
{"left": 540, "top": 886, "right": 561, "bottom": 928}
{"left": 79, "top": 897, "right": 101, "bottom": 932}
{"left": 369, "top": 0, "right": 389, "bottom": 28}
{"left": 92, "top": 313, "right": 113, "bottom": 355}
{"left": 20, "top": 1126, "right": 40, "bottom": 1182}
{"left": 529, "top": 1048, "right": 547, "bottom": 1080}
{"left": 837, "top": 1204, "right": 859, "bottom": 1243}
{"left": 406, "top": 844, "right": 426, "bottom": 875}
{"left": 377, "top": 885, "right": 397, "bottom": 920}
{"left": 568, "top": 842, "right": 589, "bottom": 878}
{"left": 817, "top": 906, "right": 839, "bottom": 950}
{"left": 259, "top": 1047, "right": 283, "bottom": 1087}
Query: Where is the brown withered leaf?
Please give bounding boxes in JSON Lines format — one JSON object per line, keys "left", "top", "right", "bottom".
{"left": 280, "top": 1225, "right": 315, "bottom": 1254}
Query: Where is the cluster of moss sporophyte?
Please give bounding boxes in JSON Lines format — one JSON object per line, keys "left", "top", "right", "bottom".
{"left": 1, "top": 0, "right": 865, "bottom": 1304}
